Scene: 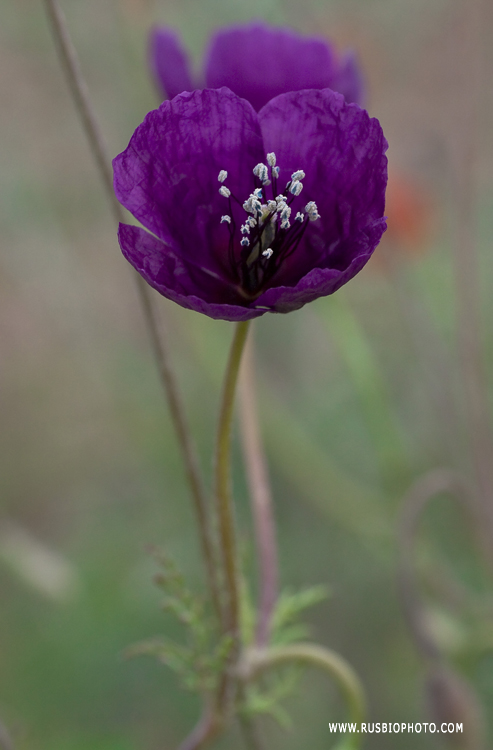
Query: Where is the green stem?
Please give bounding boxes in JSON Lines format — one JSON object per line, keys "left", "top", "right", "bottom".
{"left": 215, "top": 321, "right": 251, "bottom": 639}
{"left": 238, "top": 333, "right": 279, "bottom": 648}
{"left": 240, "top": 644, "right": 367, "bottom": 748}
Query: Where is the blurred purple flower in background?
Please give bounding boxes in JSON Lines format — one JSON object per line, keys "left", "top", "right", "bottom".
{"left": 113, "top": 87, "right": 387, "bottom": 321}
{"left": 149, "top": 21, "right": 365, "bottom": 110}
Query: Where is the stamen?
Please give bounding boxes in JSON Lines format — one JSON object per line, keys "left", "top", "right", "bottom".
{"left": 253, "top": 163, "right": 269, "bottom": 183}
{"left": 280, "top": 202, "right": 292, "bottom": 229}
{"left": 243, "top": 194, "right": 263, "bottom": 216}
{"left": 305, "top": 201, "right": 321, "bottom": 221}
{"left": 218, "top": 156, "right": 321, "bottom": 297}
{"left": 289, "top": 180, "right": 303, "bottom": 196}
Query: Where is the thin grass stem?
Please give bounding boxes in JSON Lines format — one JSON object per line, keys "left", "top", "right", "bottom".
{"left": 42, "top": 0, "right": 222, "bottom": 622}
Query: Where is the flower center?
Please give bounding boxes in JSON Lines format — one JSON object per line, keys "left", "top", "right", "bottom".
{"left": 218, "top": 153, "right": 320, "bottom": 298}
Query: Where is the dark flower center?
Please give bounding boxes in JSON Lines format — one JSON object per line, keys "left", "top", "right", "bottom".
{"left": 218, "top": 153, "right": 320, "bottom": 299}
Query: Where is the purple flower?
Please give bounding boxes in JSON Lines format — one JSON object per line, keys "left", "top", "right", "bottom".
{"left": 113, "top": 87, "right": 387, "bottom": 322}
{"left": 149, "top": 22, "right": 365, "bottom": 110}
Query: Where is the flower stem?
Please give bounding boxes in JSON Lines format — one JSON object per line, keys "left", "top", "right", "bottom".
{"left": 42, "top": 0, "right": 222, "bottom": 623}
{"left": 238, "top": 332, "right": 278, "bottom": 647}
{"left": 215, "top": 320, "right": 251, "bottom": 639}
{"left": 240, "top": 644, "right": 366, "bottom": 747}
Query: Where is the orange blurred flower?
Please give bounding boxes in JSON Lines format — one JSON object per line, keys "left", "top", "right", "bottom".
{"left": 382, "top": 171, "right": 435, "bottom": 254}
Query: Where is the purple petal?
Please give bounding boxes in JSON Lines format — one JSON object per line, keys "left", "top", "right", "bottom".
{"left": 113, "top": 88, "right": 265, "bottom": 277}
{"left": 118, "top": 224, "right": 266, "bottom": 322}
{"left": 149, "top": 27, "right": 194, "bottom": 100}
{"left": 204, "top": 22, "right": 340, "bottom": 112}
{"left": 258, "top": 88, "right": 387, "bottom": 284}
{"left": 255, "top": 247, "right": 374, "bottom": 313}
{"left": 254, "top": 219, "right": 385, "bottom": 313}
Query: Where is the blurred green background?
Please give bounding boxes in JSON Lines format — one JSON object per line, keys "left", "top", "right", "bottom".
{"left": 1, "top": 0, "right": 493, "bottom": 748}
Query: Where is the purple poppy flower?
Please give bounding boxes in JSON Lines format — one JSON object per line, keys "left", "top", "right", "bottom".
{"left": 149, "top": 21, "right": 365, "bottom": 110}
{"left": 113, "top": 87, "right": 387, "bottom": 322}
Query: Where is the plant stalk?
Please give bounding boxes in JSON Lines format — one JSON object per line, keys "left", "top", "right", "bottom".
{"left": 43, "top": 0, "right": 222, "bottom": 622}
{"left": 238, "top": 332, "right": 278, "bottom": 647}
{"left": 240, "top": 643, "right": 366, "bottom": 748}
{"left": 215, "top": 320, "right": 251, "bottom": 639}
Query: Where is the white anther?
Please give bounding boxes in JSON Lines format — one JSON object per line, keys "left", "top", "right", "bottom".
{"left": 241, "top": 237, "right": 250, "bottom": 247}
{"left": 305, "top": 201, "right": 321, "bottom": 221}
{"left": 289, "top": 180, "right": 303, "bottom": 196}
{"left": 295, "top": 212, "right": 304, "bottom": 222}
{"left": 220, "top": 215, "right": 231, "bottom": 224}
{"left": 267, "top": 153, "right": 276, "bottom": 167}
{"left": 266, "top": 200, "right": 277, "bottom": 212}
{"left": 272, "top": 166, "right": 280, "bottom": 179}
{"left": 281, "top": 219, "right": 291, "bottom": 230}
{"left": 253, "top": 163, "right": 269, "bottom": 183}
{"left": 262, "top": 248, "right": 274, "bottom": 259}
{"left": 218, "top": 170, "right": 228, "bottom": 182}
{"left": 253, "top": 188, "right": 263, "bottom": 199}
{"left": 219, "top": 186, "right": 231, "bottom": 198}
{"left": 275, "top": 194, "right": 287, "bottom": 204}
{"left": 291, "top": 170, "right": 305, "bottom": 181}
{"left": 243, "top": 195, "right": 262, "bottom": 215}
{"left": 247, "top": 217, "right": 257, "bottom": 227}
{"left": 240, "top": 224, "right": 250, "bottom": 235}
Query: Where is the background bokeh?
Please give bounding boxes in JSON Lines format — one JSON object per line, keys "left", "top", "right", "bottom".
{"left": 1, "top": 0, "right": 493, "bottom": 748}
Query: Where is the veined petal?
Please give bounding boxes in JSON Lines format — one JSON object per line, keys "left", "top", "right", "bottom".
{"left": 258, "top": 88, "right": 387, "bottom": 282}
{"left": 149, "top": 27, "right": 194, "bottom": 100}
{"left": 254, "top": 219, "right": 386, "bottom": 313}
{"left": 113, "top": 88, "right": 265, "bottom": 276}
{"left": 118, "top": 224, "right": 265, "bottom": 321}
{"left": 255, "top": 252, "right": 371, "bottom": 313}
{"left": 204, "top": 22, "right": 339, "bottom": 112}
{"left": 114, "top": 87, "right": 388, "bottom": 320}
